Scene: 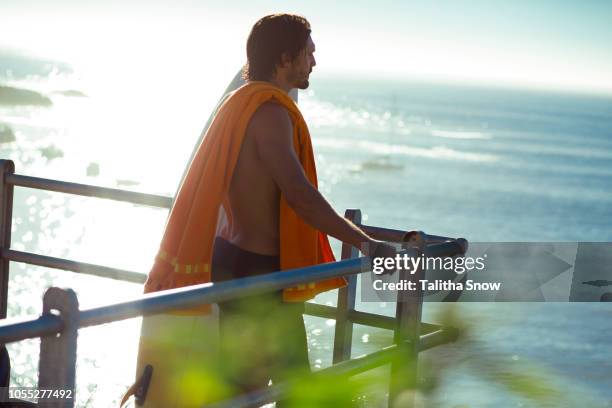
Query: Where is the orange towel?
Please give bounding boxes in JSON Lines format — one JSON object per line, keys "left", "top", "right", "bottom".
{"left": 143, "top": 81, "right": 346, "bottom": 313}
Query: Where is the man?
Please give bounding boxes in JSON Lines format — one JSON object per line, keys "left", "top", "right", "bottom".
{"left": 142, "top": 13, "right": 394, "bottom": 405}
{"left": 215, "top": 15, "right": 381, "bottom": 268}
{"left": 209, "top": 13, "right": 393, "bottom": 400}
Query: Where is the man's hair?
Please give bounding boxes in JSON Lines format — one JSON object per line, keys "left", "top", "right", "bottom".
{"left": 243, "top": 14, "right": 311, "bottom": 81}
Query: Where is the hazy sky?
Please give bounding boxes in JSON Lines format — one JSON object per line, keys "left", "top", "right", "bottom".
{"left": 1, "top": 0, "right": 611, "bottom": 93}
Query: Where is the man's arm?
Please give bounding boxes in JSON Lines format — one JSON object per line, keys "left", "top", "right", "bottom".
{"left": 250, "top": 102, "right": 373, "bottom": 251}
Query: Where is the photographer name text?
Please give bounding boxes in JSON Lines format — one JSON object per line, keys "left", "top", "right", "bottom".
{"left": 373, "top": 279, "right": 501, "bottom": 292}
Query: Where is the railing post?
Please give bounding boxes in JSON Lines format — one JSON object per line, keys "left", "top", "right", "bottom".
{"left": 38, "top": 287, "right": 79, "bottom": 408}
{"left": 0, "top": 160, "right": 15, "bottom": 319}
{"left": 388, "top": 246, "right": 424, "bottom": 407}
{"left": 332, "top": 209, "right": 361, "bottom": 363}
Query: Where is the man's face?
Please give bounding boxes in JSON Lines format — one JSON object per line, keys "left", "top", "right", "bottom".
{"left": 287, "top": 35, "right": 316, "bottom": 89}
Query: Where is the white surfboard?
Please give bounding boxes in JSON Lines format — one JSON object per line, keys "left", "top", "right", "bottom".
{"left": 174, "top": 69, "right": 298, "bottom": 204}
{"left": 122, "top": 69, "right": 299, "bottom": 408}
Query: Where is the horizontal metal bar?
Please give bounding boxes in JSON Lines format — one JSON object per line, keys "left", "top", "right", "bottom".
{"left": 2, "top": 239, "right": 464, "bottom": 290}
{"left": 424, "top": 240, "right": 468, "bottom": 257}
{"left": 418, "top": 328, "right": 460, "bottom": 351}
{"left": 323, "top": 343, "right": 400, "bottom": 376}
{"left": 212, "top": 327, "right": 460, "bottom": 408}
{"left": 0, "top": 312, "right": 458, "bottom": 375}
{"left": 348, "top": 310, "right": 442, "bottom": 335}
{"left": 206, "top": 375, "right": 290, "bottom": 408}
{"left": 357, "top": 224, "right": 412, "bottom": 242}
{"left": 208, "top": 343, "right": 402, "bottom": 408}
{"left": 0, "top": 314, "right": 63, "bottom": 343}
{"left": 304, "top": 303, "right": 441, "bottom": 334}
{"left": 78, "top": 255, "right": 375, "bottom": 329}
{"left": 357, "top": 223, "right": 463, "bottom": 245}
{"left": 75, "top": 252, "right": 404, "bottom": 340}
{"left": 421, "top": 233, "right": 460, "bottom": 243}
{"left": 76, "top": 247, "right": 413, "bottom": 330}
{"left": 4, "top": 245, "right": 480, "bottom": 343}
{"left": 303, "top": 302, "right": 338, "bottom": 319}
{"left": 2, "top": 249, "right": 147, "bottom": 284}
{"left": 6, "top": 173, "right": 172, "bottom": 208}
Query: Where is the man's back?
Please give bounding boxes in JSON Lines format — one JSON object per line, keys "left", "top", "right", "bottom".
{"left": 224, "top": 102, "right": 285, "bottom": 256}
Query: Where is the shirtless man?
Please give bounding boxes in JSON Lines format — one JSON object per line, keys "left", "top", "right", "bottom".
{"left": 210, "top": 14, "right": 392, "bottom": 402}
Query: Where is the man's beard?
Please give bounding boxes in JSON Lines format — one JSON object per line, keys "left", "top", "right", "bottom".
{"left": 289, "top": 69, "right": 310, "bottom": 89}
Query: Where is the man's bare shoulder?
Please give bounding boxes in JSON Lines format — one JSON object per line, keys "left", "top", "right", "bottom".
{"left": 249, "top": 102, "right": 292, "bottom": 134}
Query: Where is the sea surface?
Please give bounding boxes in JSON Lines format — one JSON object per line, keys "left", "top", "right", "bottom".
{"left": 1, "top": 68, "right": 611, "bottom": 407}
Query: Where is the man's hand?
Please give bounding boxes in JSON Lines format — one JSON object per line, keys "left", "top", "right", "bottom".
{"left": 363, "top": 239, "right": 398, "bottom": 275}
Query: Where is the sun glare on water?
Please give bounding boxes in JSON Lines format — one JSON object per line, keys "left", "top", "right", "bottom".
{"left": 2, "top": 9, "right": 253, "bottom": 404}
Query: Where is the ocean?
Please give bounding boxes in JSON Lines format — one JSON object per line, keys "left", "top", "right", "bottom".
{"left": 1, "top": 70, "right": 611, "bottom": 407}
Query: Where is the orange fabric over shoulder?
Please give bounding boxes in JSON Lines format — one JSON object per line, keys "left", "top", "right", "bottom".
{"left": 143, "top": 82, "right": 346, "bottom": 313}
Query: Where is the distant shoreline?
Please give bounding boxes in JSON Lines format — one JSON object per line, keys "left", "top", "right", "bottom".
{"left": 0, "top": 85, "right": 52, "bottom": 106}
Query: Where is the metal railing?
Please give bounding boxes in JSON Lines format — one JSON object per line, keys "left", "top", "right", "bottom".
{"left": 0, "top": 159, "right": 467, "bottom": 407}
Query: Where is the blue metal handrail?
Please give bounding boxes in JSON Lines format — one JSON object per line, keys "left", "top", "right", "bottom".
{"left": 0, "top": 239, "right": 466, "bottom": 343}
{"left": 0, "top": 255, "right": 372, "bottom": 343}
{"left": 0, "top": 159, "right": 466, "bottom": 407}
